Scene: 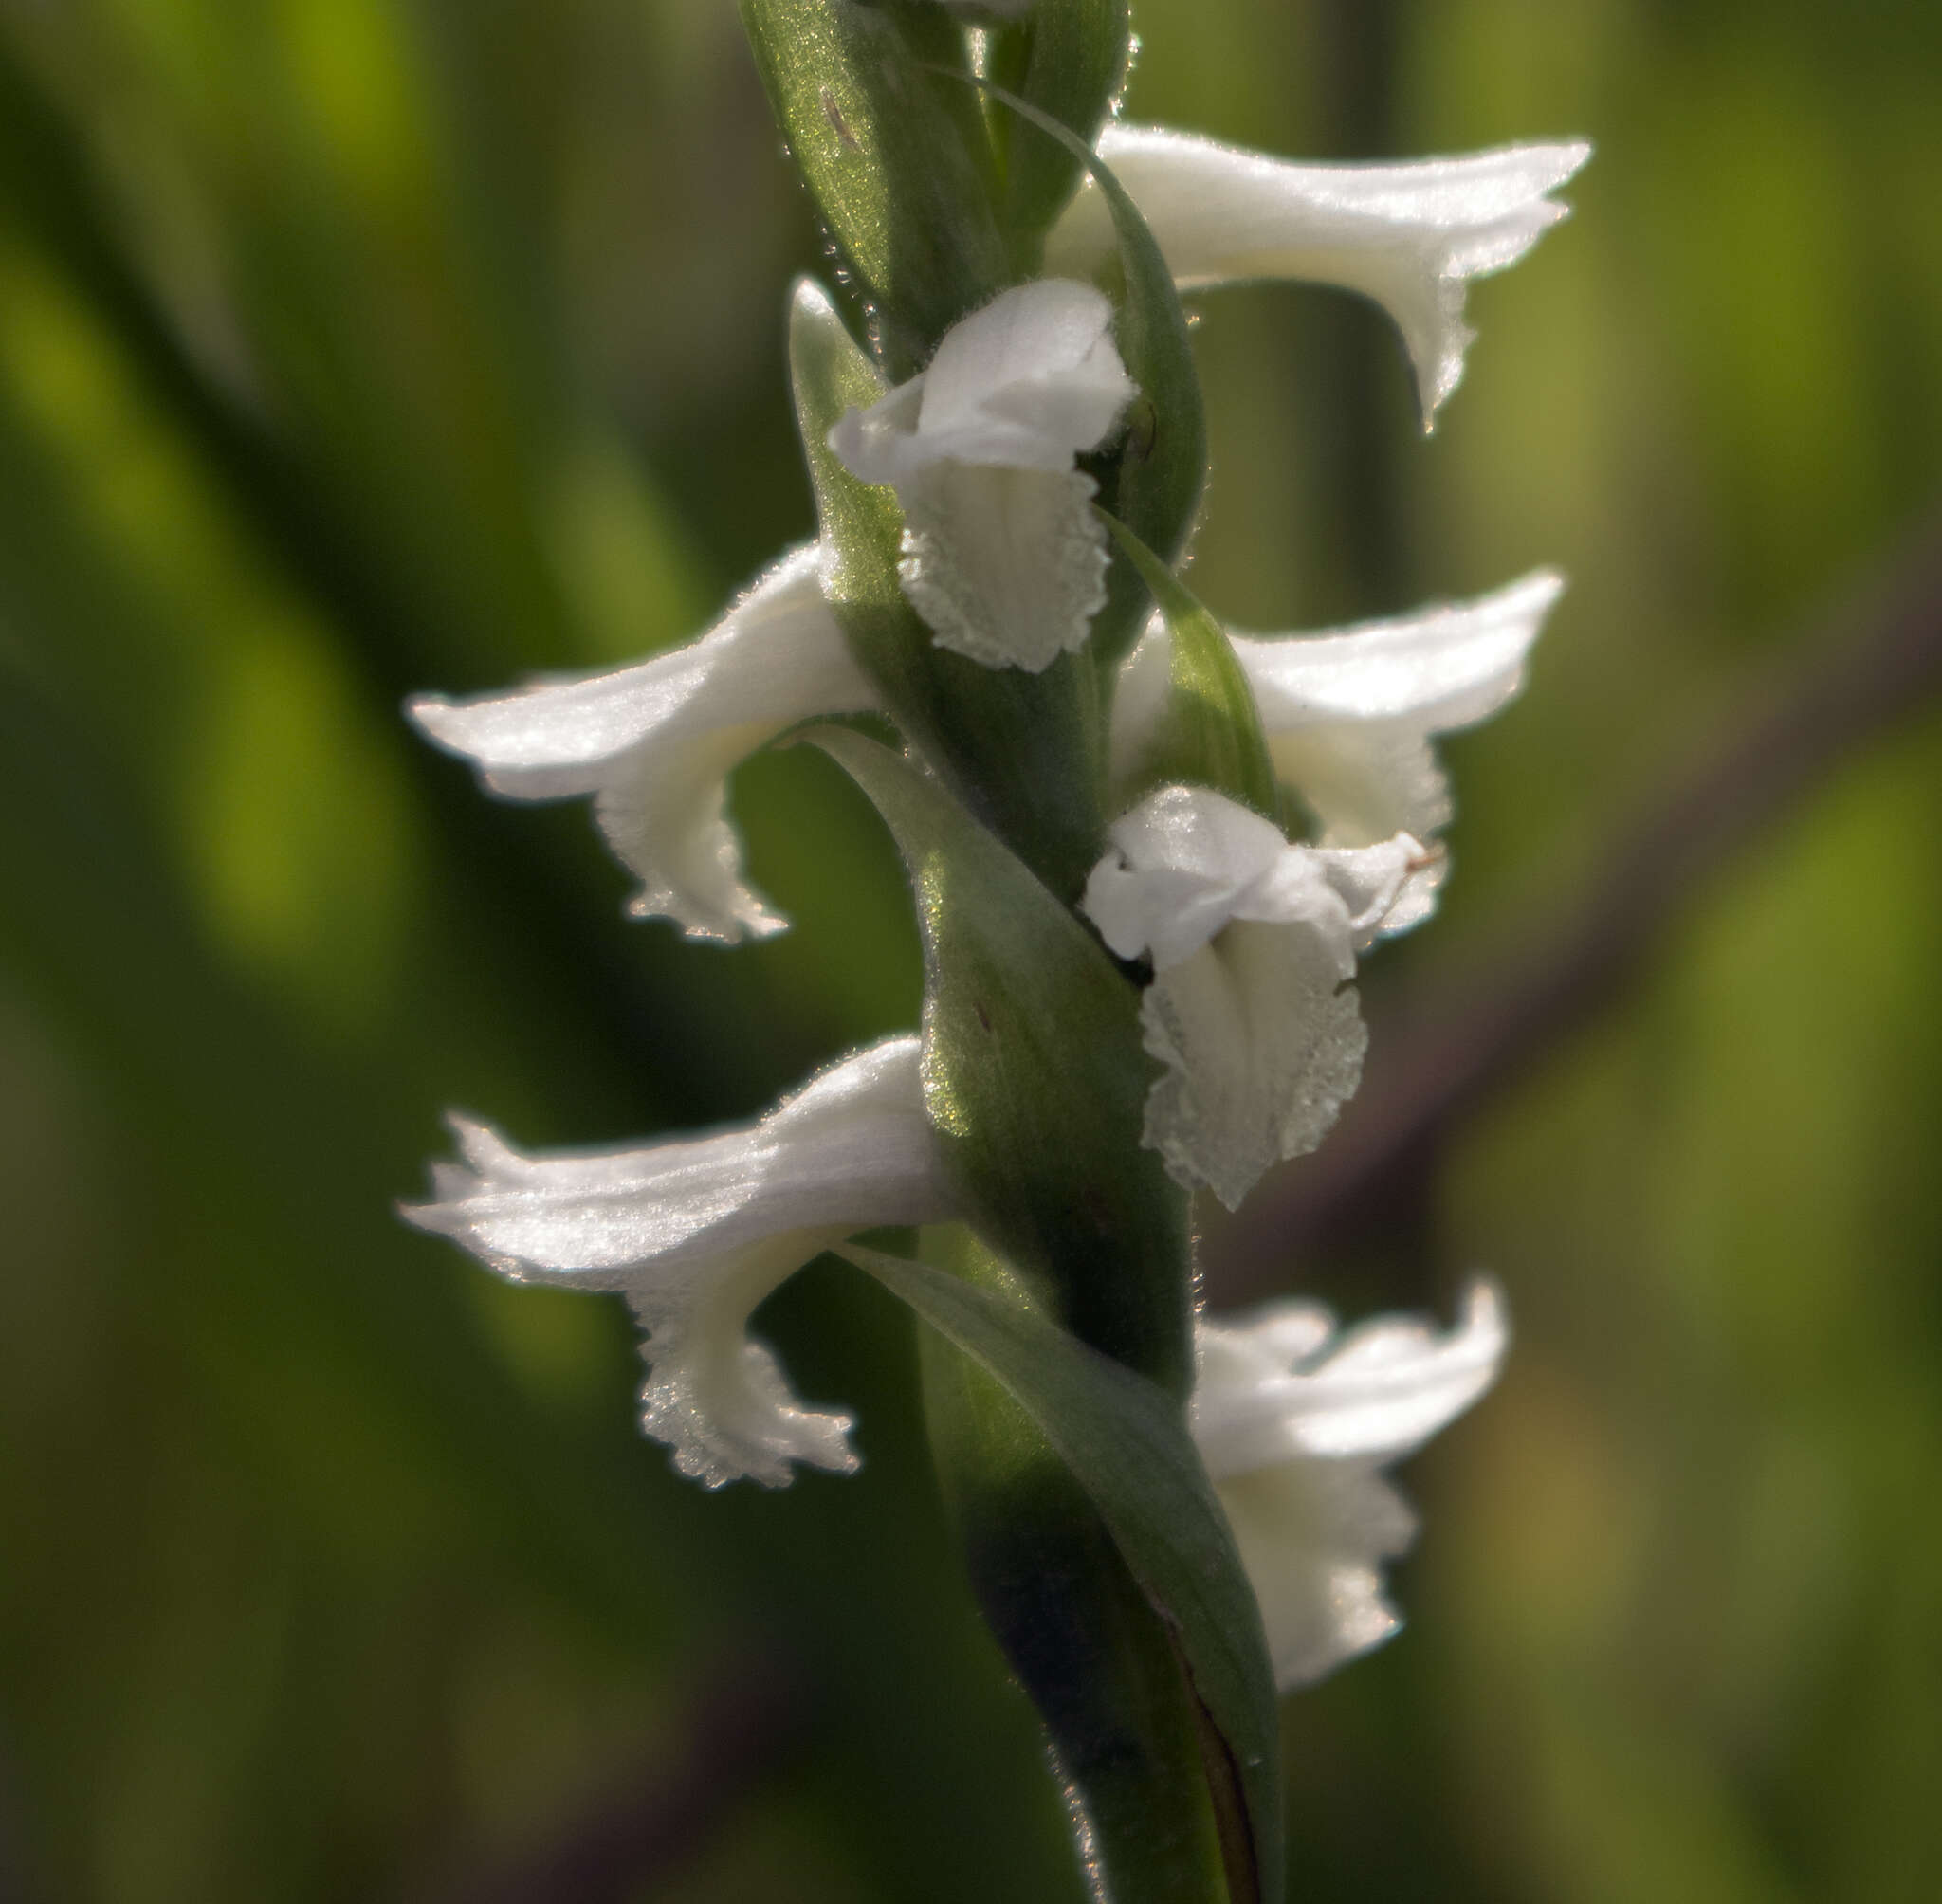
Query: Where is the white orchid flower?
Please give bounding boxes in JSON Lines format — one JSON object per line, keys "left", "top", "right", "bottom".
{"left": 402, "top": 1037, "right": 950, "bottom": 1489}
{"left": 1112, "top": 570, "right": 1564, "bottom": 935}
{"left": 1193, "top": 1280, "right": 1507, "bottom": 1691}
{"left": 828, "top": 278, "right": 1136, "bottom": 672}
{"left": 1081, "top": 784, "right": 1420, "bottom": 1211}
{"left": 406, "top": 542, "right": 879, "bottom": 942}
{"left": 1047, "top": 125, "right": 1590, "bottom": 424}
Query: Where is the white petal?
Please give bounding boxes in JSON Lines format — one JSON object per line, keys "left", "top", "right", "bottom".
{"left": 917, "top": 280, "right": 1133, "bottom": 461}
{"left": 1194, "top": 1280, "right": 1509, "bottom": 1478}
{"left": 1245, "top": 572, "right": 1561, "bottom": 928}
{"left": 1049, "top": 126, "right": 1590, "bottom": 422}
{"left": 406, "top": 544, "right": 879, "bottom": 940}
{"left": 403, "top": 1037, "right": 952, "bottom": 1488}
{"left": 1139, "top": 920, "right": 1368, "bottom": 1211}
{"left": 897, "top": 463, "right": 1110, "bottom": 672}
{"left": 1083, "top": 784, "right": 1416, "bottom": 967}
{"left": 1234, "top": 571, "right": 1564, "bottom": 734}
{"left": 1194, "top": 1281, "right": 1509, "bottom": 1690}
{"left": 1242, "top": 833, "right": 1423, "bottom": 950}
{"left": 1082, "top": 788, "right": 1418, "bottom": 1207}
{"left": 1113, "top": 575, "right": 1563, "bottom": 933}
{"left": 827, "top": 282, "right": 1133, "bottom": 670}
{"left": 1084, "top": 784, "right": 1290, "bottom": 968}
{"left": 825, "top": 377, "right": 926, "bottom": 490}
{"left": 1215, "top": 1459, "right": 1415, "bottom": 1691}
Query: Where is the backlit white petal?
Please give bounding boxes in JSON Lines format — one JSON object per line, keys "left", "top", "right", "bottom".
{"left": 829, "top": 281, "right": 1134, "bottom": 670}
{"left": 1195, "top": 1280, "right": 1509, "bottom": 1477}
{"left": 1112, "top": 574, "right": 1562, "bottom": 933}
{"left": 1193, "top": 1281, "right": 1507, "bottom": 1689}
{"left": 1215, "top": 1458, "right": 1414, "bottom": 1692}
{"left": 1048, "top": 126, "right": 1590, "bottom": 423}
{"left": 403, "top": 1037, "right": 951, "bottom": 1488}
{"left": 1081, "top": 786, "right": 1418, "bottom": 1208}
{"left": 407, "top": 543, "right": 878, "bottom": 940}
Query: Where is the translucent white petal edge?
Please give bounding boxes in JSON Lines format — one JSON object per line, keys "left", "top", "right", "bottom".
{"left": 1193, "top": 1280, "right": 1508, "bottom": 1688}
{"left": 401, "top": 1036, "right": 952, "bottom": 1488}
{"left": 1049, "top": 124, "right": 1591, "bottom": 421}
{"left": 405, "top": 543, "right": 880, "bottom": 939}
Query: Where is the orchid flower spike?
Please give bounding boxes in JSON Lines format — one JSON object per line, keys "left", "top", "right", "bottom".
{"left": 1192, "top": 1280, "right": 1508, "bottom": 1690}
{"left": 1113, "top": 571, "right": 1564, "bottom": 935}
{"left": 402, "top": 1038, "right": 951, "bottom": 1488}
{"left": 406, "top": 543, "right": 879, "bottom": 941}
{"left": 1047, "top": 125, "right": 1590, "bottom": 426}
{"left": 1081, "top": 784, "right": 1420, "bottom": 1211}
{"left": 828, "top": 279, "right": 1136, "bottom": 671}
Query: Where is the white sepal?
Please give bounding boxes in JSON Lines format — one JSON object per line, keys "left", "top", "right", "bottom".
{"left": 1113, "top": 571, "right": 1564, "bottom": 934}
{"left": 1193, "top": 1280, "right": 1508, "bottom": 1690}
{"left": 402, "top": 1037, "right": 951, "bottom": 1489}
{"left": 1081, "top": 785, "right": 1420, "bottom": 1210}
{"left": 1048, "top": 125, "right": 1590, "bottom": 424}
{"left": 407, "top": 543, "right": 878, "bottom": 940}
{"left": 829, "top": 280, "right": 1136, "bottom": 671}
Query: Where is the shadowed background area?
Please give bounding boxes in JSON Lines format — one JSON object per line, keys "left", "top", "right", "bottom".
{"left": 2, "top": 2, "right": 1939, "bottom": 1899}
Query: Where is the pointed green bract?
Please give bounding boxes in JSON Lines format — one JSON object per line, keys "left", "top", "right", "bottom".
{"left": 844, "top": 1236, "right": 1284, "bottom": 1904}
{"left": 973, "top": 79, "right": 1207, "bottom": 671}
{"left": 1101, "top": 509, "right": 1281, "bottom": 821}
{"left": 983, "top": 1, "right": 1133, "bottom": 260}
{"left": 917, "top": 1239, "right": 1230, "bottom": 1904}
{"left": 788, "top": 278, "right": 1108, "bottom": 903}
{"left": 740, "top": 0, "right": 1009, "bottom": 376}
{"left": 805, "top": 724, "right": 1191, "bottom": 1398}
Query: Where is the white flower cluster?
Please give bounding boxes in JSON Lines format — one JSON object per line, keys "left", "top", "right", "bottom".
{"left": 407, "top": 104, "right": 1583, "bottom": 1684}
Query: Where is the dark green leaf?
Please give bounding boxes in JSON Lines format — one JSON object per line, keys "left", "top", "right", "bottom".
{"left": 1100, "top": 509, "right": 1281, "bottom": 820}
{"left": 740, "top": 0, "right": 1010, "bottom": 375}
{"left": 804, "top": 723, "right": 1192, "bottom": 1397}
{"left": 844, "top": 1236, "right": 1284, "bottom": 1904}
{"left": 787, "top": 278, "right": 1108, "bottom": 902}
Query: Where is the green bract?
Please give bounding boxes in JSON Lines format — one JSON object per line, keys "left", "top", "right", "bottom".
{"left": 789, "top": 279, "right": 1108, "bottom": 902}
{"left": 807, "top": 724, "right": 1189, "bottom": 1395}
{"left": 844, "top": 1236, "right": 1284, "bottom": 1904}
{"left": 983, "top": 0, "right": 1134, "bottom": 257}
{"left": 1102, "top": 509, "right": 1281, "bottom": 821}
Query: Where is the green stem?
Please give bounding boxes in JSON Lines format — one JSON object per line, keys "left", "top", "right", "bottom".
{"left": 920, "top": 1239, "right": 1232, "bottom": 1904}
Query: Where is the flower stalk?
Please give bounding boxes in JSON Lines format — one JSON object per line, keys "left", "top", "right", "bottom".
{"left": 402, "top": 4, "right": 1584, "bottom": 1897}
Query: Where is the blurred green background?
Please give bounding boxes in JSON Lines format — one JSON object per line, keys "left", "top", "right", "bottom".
{"left": 3, "top": 1, "right": 1939, "bottom": 1898}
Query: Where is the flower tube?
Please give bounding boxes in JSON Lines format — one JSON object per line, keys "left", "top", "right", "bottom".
{"left": 1048, "top": 125, "right": 1590, "bottom": 423}
{"left": 1192, "top": 1280, "right": 1508, "bottom": 1690}
{"left": 407, "top": 543, "right": 879, "bottom": 940}
{"left": 403, "top": 1038, "right": 951, "bottom": 1488}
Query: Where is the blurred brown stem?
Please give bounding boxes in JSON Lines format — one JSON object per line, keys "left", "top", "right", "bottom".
{"left": 1210, "top": 503, "right": 1942, "bottom": 1302}
{"left": 436, "top": 1644, "right": 811, "bottom": 1904}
